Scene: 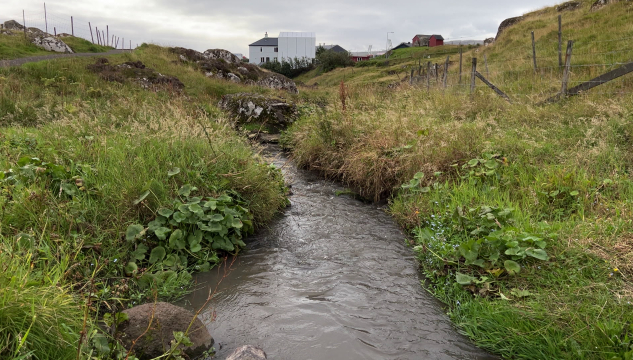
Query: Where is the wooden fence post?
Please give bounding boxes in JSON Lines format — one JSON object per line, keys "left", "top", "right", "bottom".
{"left": 561, "top": 40, "right": 573, "bottom": 96}
{"left": 443, "top": 56, "right": 449, "bottom": 89}
{"left": 107, "top": 25, "right": 109, "bottom": 47}
{"left": 102, "top": 31, "right": 105, "bottom": 46}
{"left": 71, "top": 16, "right": 74, "bottom": 36}
{"left": 54, "top": 27, "right": 56, "bottom": 36}
{"left": 410, "top": 68, "right": 414, "bottom": 85}
{"left": 95, "top": 27, "right": 99, "bottom": 45}
{"left": 22, "top": 10, "right": 27, "bottom": 40}
{"left": 459, "top": 47, "right": 463, "bottom": 85}
{"left": 44, "top": 3, "right": 48, "bottom": 34}
{"left": 89, "top": 22, "right": 94, "bottom": 43}
{"left": 531, "top": 31, "right": 537, "bottom": 73}
{"left": 470, "top": 57, "right": 477, "bottom": 93}
{"left": 558, "top": 15, "right": 563, "bottom": 68}
{"left": 418, "top": 59, "right": 421, "bottom": 76}
{"left": 427, "top": 61, "right": 431, "bottom": 91}
{"left": 474, "top": 72, "right": 512, "bottom": 103}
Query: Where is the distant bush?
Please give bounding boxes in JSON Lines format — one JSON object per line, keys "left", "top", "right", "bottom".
{"left": 260, "top": 57, "right": 315, "bottom": 78}
{"left": 317, "top": 50, "right": 353, "bottom": 73}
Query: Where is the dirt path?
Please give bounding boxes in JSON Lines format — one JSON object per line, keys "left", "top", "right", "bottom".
{"left": 0, "top": 49, "right": 130, "bottom": 68}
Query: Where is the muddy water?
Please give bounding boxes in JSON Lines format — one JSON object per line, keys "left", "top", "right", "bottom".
{"left": 179, "top": 147, "right": 494, "bottom": 360}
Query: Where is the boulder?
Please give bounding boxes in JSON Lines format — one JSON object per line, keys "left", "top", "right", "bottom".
{"left": 495, "top": 16, "right": 523, "bottom": 40}
{"left": 3, "top": 20, "right": 24, "bottom": 31}
{"left": 557, "top": 1, "right": 582, "bottom": 11}
{"left": 256, "top": 72, "right": 299, "bottom": 94}
{"left": 218, "top": 93, "right": 298, "bottom": 131}
{"left": 31, "top": 35, "right": 73, "bottom": 53}
{"left": 591, "top": 0, "right": 612, "bottom": 10}
{"left": 483, "top": 37, "right": 495, "bottom": 46}
{"left": 117, "top": 302, "right": 213, "bottom": 360}
{"left": 203, "top": 49, "right": 242, "bottom": 65}
{"left": 225, "top": 345, "right": 267, "bottom": 360}
{"left": 87, "top": 58, "right": 184, "bottom": 91}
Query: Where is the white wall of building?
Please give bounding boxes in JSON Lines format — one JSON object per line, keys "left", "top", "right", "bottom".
{"left": 277, "top": 32, "right": 316, "bottom": 62}
{"left": 248, "top": 45, "right": 277, "bottom": 65}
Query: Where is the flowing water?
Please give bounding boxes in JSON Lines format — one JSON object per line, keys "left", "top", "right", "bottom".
{"left": 179, "top": 147, "right": 494, "bottom": 360}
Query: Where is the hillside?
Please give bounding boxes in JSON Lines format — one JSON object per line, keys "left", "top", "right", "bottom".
{"left": 0, "top": 44, "right": 292, "bottom": 358}
{"left": 284, "top": 1, "right": 633, "bottom": 359}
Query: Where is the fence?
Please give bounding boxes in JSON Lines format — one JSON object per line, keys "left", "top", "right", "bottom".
{"left": 2, "top": 3, "right": 136, "bottom": 50}
{"left": 389, "top": 14, "right": 633, "bottom": 104}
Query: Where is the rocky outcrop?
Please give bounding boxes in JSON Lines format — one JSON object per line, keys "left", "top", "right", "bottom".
{"left": 484, "top": 37, "right": 495, "bottom": 46}
{"left": 557, "top": 1, "right": 582, "bottom": 11}
{"left": 225, "top": 345, "right": 267, "bottom": 360}
{"left": 117, "top": 302, "right": 213, "bottom": 360}
{"left": 87, "top": 58, "right": 184, "bottom": 91}
{"left": 170, "top": 47, "right": 298, "bottom": 94}
{"left": 591, "top": 0, "right": 612, "bottom": 10}
{"left": 3, "top": 20, "right": 24, "bottom": 31}
{"left": 31, "top": 35, "right": 73, "bottom": 53}
{"left": 218, "top": 93, "right": 298, "bottom": 132}
{"left": 495, "top": 16, "right": 523, "bottom": 41}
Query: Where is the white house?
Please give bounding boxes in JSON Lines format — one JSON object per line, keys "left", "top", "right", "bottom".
{"left": 249, "top": 32, "right": 316, "bottom": 65}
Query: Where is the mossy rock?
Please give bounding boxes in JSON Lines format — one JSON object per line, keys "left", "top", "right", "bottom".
{"left": 218, "top": 93, "right": 298, "bottom": 133}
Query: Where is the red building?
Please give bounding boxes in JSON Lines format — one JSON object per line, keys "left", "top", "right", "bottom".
{"left": 412, "top": 34, "right": 444, "bottom": 47}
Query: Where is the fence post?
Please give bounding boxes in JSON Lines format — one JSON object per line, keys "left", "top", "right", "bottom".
{"left": 95, "top": 27, "right": 99, "bottom": 45}
{"left": 470, "top": 57, "right": 477, "bottom": 94}
{"left": 107, "top": 26, "right": 109, "bottom": 47}
{"left": 561, "top": 40, "right": 573, "bottom": 96}
{"left": 102, "top": 31, "right": 105, "bottom": 46}
{"left": 418, "top": 59, "right": 421, "bottom": 76}
{"left": 54, "top": 27, "right": 56, "bottom": 36}
{"left": 558, "top": 15, "right": 563, "bottom": 68}
{"left": 23, "top": 10, "right": 27, "bottom": 39}
{"left": 427, "top": 61, "right": 431, "bottom": 91}
{"left": 71, "top": 16, "right": 74, "bottom": 36}
{"left": 484, "top": 54, "right": 489, "bottom": 78}
{"left": 459, "top": 47, "right": 463, "bottom": 85}
{"left": 531, "top": 31, "right": 537, "bottom": 73}
{"left": 410, "top": 68, "right": 414, "bottom": 85}
{"left": 435, "top": 63, "right": 439, "bottom": 84}
{"left": 89, "top": 22, "right": 94, "bottom": 43}
{"left": 443, "top": 56, "right": 449, "bottom": 89}
{"left": 44, "top": 3, "right": 48, "bottom": 34}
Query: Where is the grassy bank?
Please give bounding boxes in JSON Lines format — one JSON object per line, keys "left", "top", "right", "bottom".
{"left": 1, "top": 32, "right": 112, "bottom": 60}
{"left": 0, "top": 44, "right": 288, "bottom": 358}
{"left": 286, "top": 78, "right": 633, "bottom": 359}
{"left": 284, "top": 2, "right": 633, "bottom": 357}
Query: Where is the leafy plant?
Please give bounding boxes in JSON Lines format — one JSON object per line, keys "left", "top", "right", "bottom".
{"left": 456, "top": 153, "right": 507, "bottom": 182}
{"left": 125, "top": 184, "right": 254, "bottom": 274}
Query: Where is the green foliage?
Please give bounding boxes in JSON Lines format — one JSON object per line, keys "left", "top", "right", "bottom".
{"left": 456, "top": 153, "right": 506, "bottom": 183}
{"left": 316, "top": 50, "right": 353, "bottom": 73}
{"left": 125, "top": 184, "right": 254, "bottom": 274}
{"left": 260, "top": 57, "right": 315, "bottom": 78}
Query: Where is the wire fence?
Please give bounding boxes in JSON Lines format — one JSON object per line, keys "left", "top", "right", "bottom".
{"left": 2, "top": 5, "right": 137, "bottom": 50}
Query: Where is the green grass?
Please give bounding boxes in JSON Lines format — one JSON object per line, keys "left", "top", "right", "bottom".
{"left": 0, "top": 44, "right": 289, "bottom": 358}
{"left": 0, "top": 33, "right": 51, "bottom": 59}
{"left": 61, "top": 36, "right": 112, "bottom": 53}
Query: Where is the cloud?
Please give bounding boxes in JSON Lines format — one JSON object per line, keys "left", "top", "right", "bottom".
{"left": 3, "top": 0, "right": 559, "bottom": 54}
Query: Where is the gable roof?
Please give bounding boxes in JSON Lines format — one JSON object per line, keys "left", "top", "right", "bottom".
{"left": 392, "top": 42, "right": 412, "bottom": 50}
{"left": 414, "top": 34, "right": 431, "bottom": 39}
{"left": 431, "top": 34, "right": 444, "bottom": 40}
{"left": 249, "top": 37, "right": 278, "bottom": 46}
{"left": 321, "top": 44, "right": 347, "bottom": 53}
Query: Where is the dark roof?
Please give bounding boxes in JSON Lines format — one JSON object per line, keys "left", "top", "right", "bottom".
{"left": 414, "top": 34, "right": 430, "bottom": 39}
{"left": 431, "top": 34, "right": 444, "bottom": 40}
{"left": 249, "top": 37, "right": 278, "bottom": 46}
{"left": 320, "top": 44, "right": 347, "bottom": 53}
{"left": 392, "top": 42, "right": 411, "bottom": 50}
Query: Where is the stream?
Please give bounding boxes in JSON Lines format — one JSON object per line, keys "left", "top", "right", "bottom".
{"left": 179, "top": 146, "right": 494, "bottom": 360}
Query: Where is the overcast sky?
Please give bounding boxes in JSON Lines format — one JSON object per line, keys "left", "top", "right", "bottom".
{"left": 4, "top": 0, "right": 561, "bottom": 55}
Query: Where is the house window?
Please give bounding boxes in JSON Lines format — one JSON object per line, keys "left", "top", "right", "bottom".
{"left": 260, "top": 47, "right": 262, "bottom": 52}
{"left": 261, "top": 57, "right": 264, "bottom": 63}
{"left": 274, "top": 47, "right": 278, "bottom": 53}
{"left": 266, "top": 57, "right": 270, "bottom": 63}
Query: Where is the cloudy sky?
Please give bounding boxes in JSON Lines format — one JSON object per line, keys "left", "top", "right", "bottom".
{"left": 4, "top": 0, "right": 561, "bottom": 55}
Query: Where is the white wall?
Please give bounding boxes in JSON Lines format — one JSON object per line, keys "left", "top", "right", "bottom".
{"left": 248, "top": 46, "right": 277, "bottom": 65}
{"left": 277, "top": 33, "right": 316, "bottom": 62}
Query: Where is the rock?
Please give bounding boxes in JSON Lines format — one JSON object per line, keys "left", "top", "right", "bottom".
{"left": 203, "top": 49, "right": 242, "bottom": 65}
{"left": 591, "top": 0, "right": 612, "bottom": 10}
{"left": 31, "top": 35, "right": 73, "bottom": 53}
{"left": 117, "top": 302, "right": 213, "bottom": 360}
{"left": 87, "top": 58, "right": 184, "bottom": 91}
{"left": 484, "top": 37, "right": 495, "bottom": 46}
{"left": 218, "top": 93, "right": 298, "bottom": 132}
{"left": 226, "top": 72, "right": 241, "bottom": 83}
{"left": 3, "top": 20, "right": 24, "bottom": 31}
{"left": 225, "top": 345, "right": 267, "bottom": 360}
{"left": 495, "top": 16, "right": 523, "bottom": 40}
{"left": 557, "top": 1, "right": 582, "bottom": 11}
{"left": 169, "top": 47, "right": 298, "bottom": 93}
